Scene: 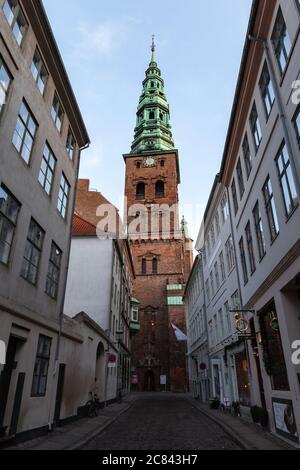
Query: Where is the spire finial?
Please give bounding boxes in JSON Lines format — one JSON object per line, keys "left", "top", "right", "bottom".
{"left": 151, "top": 34, "right": 156, "bottom": 62}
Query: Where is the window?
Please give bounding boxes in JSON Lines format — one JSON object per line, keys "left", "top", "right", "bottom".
{"left": 12, "top": 101, "right": 37, "bottom": 164}
{"left": 219, "top": 251, "right": 226, "bottom": 282}
{"left": 0, "top": 57, "right": 12, "bottom": 117}
{"left": 225, "top": 235, "right": 235, "bottom": 272}
{"left": 38, "top": 143, "right": 56, "bottom": 196}
{"left": 66, "top": 128, "right": 76, "bottom": 160}
{"left": 215, "top": 212, "right": 220, "bottom": 236}
{"left": 21, "top": 219, "right": 45, "bottom": 285}
{"left": 31, "top": 48, "right": 47, "bottom": 95}
{"left": 160, "top": 160, "right": 165, "bottom": 167}
{"left": 155, "top": 180, "right": 165, "bottom": 198}
{"left": 259, "top": 302, "right": 289, "bottom": 391}
{"left": 210, "top": 225, "right": 215, "bottom": 247}
{"left": 45, "top": 242, "right": 62, "bottom": 299}
{"left": 51, "top": 94, "right": 64, "bottom": 132}
{"left": 167, "top": 296, "right": 183, "bottom": 306}
{"left": 271, "top": 8, "right": 292, "bottom": 75}
{"left": 221, "top": 193, "right": 229, "bottom": 223}
{"left": 210, "top": 271, "right": 214, "bottom": 298}
{"left": 242, "top": 134, "right": 252, "bottom": 179}
{"left": 152, "top": 258, "right": 158, "bottom": 274}
{"left": 149, "top": 110, "right": 155, "bottom": 120}
{"left": 219, "top": 308, "right": 225, "bottom": 339}
{"left": 167, "top": 284, "right": 183, "bottom": 291}
{"left": 31, "top": 335, "right": 52, "bottom": 397}
{"left": 3, "top": 0, "right": 27, "bottom": 46}
{"left": 57, "top": 174, "right": 70, "bottom": 219}
{"left": 131, "top": 305, "right": 139, "bottom": 323}
{"left": 250, "top": 102, "right": 262, "bottom": 152}
{"left": 253, "top": 202, "right": 266, "bottom": 260}
{"left": 239, "top": 237, "right": 248, "bottom": 285}
{"left": 205, "top": 279, "right": 210, "bottom": 303}
{"left": 245, "top": 222, "right": 256, "bottom": 274}
{"left": 225, "top": 301, "right": 231, "bottom": 333}
{"left": 231, "top": 179, "right": 238, "bottom": 215}
{"left": 263, "top": 177, "right": 279, "bottom": 241}
{"left": 293, "top": 106, "right": 300, "bottom": 147}
{"left": 142, "top": 258, "right": 147, "bottom": 274}
{"left": 231, "top": 291, "right": 241, "bottom": 310}
{"left": 214, "top": 262, "right": 220, "bottom": 290}
{"left": 259, "top": 62, "right": 275, "bottom": 117}
{"left": 0, "top": 185, "right": 20, "bottom": 265}
{"left": 275, "top": 142, "right": 298, "bottom": 217}
{"left": 136, "top": 182, "right": 145, "bottom": 200}
{"left": 236, "top": 159, "right": 245, "bottom": 199}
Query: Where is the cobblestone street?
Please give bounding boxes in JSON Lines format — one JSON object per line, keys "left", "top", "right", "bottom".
{"left": 83, "top": 394, "right": 241, "bottom": 450}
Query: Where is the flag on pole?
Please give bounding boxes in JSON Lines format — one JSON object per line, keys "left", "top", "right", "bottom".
{"left": 171, "top": 323, "right": 187, "bottom": 342}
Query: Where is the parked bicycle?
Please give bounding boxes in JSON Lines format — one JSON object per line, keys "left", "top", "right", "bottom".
{"left": 86, "top": 393, "right": 101, "bottom": 418}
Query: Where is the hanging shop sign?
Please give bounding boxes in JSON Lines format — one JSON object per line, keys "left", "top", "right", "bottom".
{"left": 199, "top": 363, "right": 207, "bottom": 371}
{"left": 235, "top": 317, "right": 250, "bottom": 334}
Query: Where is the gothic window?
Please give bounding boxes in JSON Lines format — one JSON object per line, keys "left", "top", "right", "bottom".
{"left": 152, "top": 258, "right": 158, "bottom": 274}
{"left": 155, "top": 180, "right": 165, "bottom": 198}
{"left": 136, "top": 182, "right": 145, "bottom": 200}
{"left": 142, "top": 258, "right": 147, "bottom": 274}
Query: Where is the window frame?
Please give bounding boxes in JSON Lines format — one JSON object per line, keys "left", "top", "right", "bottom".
{"left": 12, "top": 100, "right": 38, "bottom": 164}
{"left": 51, "top": 93, "right": 64, "bottom": 133}
{"left": 262, "top": 176, "right": 280, "bottom": 242}
{"left": 231, "top": 178, "right": 239, "bottom": 215}
{"left": 38, "top": 143, "right": 57, "bottom": 196}
{"left": 66, "top": 127, "right": 76, "bottom": 161}
{"left": 31, "top": 334, "right": 52, "bottom": 398}
{"left": 259, "top": 62, "right": 275, "bottom": 119}
{"left": 239, "top": 236, "right": 249, "bottom": 285}
{"left": 250, "top": 102, "right": 262, "bottom": 153}
{"left": 2, "top": 0, "right": 28, "bottom": 47}
{"left": 57, "top": 173, "right": 70, "bottom": 220}
{"left": 0, "top": 184, "right": 21, "bottom": 265}
{"left": 31, "top": 47, "right": 48, "bottom": 96}
{"left": 236, "top": 158, "right": 245, "bottom": 200}
{"left": 275, "top": 142, "right": 298, "bottom": 218}
{"left": 271, "top": 7, "right": 292, "bottom": 76}
{"left": 21, "top": 218, "right": 45, "bottom": 286}
{"left": 45, "top": 242, "right": 62, "bottom": 300}
{"left": 245, "top": 221, "right": 256, "bottom": 274}
{"left": 242, "top": 133, "right": 252, "bottom": 180}
{"left": 0, "top": 55, "right": 12, "bottom": 120}
{"left": 253, "top": 202, "right": 266, "bottom": 261}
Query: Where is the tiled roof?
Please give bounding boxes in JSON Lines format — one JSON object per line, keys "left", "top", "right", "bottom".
{"left": 73, "top": 213, "right": 97, "bottom": 236}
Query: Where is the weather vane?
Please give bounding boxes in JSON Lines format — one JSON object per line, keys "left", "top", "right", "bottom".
{"left": 151, "top": 34, "right": 156, "bottom": 61}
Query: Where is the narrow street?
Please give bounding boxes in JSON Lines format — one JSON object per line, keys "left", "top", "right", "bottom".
{"left": 82, "top": 394, "right": 241, "bottom": 451}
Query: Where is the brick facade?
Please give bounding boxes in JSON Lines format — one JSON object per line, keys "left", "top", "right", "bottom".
{"left": 124, "top": 151, "right": 192, "bottom": 392}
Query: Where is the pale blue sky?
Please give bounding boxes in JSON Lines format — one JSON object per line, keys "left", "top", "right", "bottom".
{"left": 43, "top": 0, "right": 252, "bottom": 237}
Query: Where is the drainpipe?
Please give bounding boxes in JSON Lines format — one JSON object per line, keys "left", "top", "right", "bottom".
{"left": 198, "top": 249, "right": 211, "bottom": 400}
{"left": 248, "top": 35, "right": 300, "bottom": 200}
{"left": 104, "top": 241, "right": 116, "bottom": 407}
{"left": 48, "top": 142, "right": 90, "bottom": 429}
{"left": 225, "top": 184, "right": 253, "bottom": 398}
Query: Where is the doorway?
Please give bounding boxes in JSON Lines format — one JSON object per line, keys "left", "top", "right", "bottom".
{"left": 54, "top": 364, "right": 66, "bottom": 425}
{"left": 144, "top": 370, "right": 155, "bottom": 391}
{"left": 0, "top": 336, "right": 25, "bottom": 434}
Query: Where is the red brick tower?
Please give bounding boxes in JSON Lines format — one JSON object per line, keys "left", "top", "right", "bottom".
{"left": 124, "top": 38, "right": 193, "bottom": 392}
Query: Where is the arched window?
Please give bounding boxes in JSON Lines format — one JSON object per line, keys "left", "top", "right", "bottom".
{"left": 136, "top": 161, "right": 141, "bottom": 169}
{"left": 152, "top": 258, "right": 158, "bottom": 274}
{"left": 136, "top": 182, "right": 145, "bottom": 200}
{"left": 160, "top": 160, "right": 165, "bottom": 168}
{"left": 142, "top": 258, "right": 147, "bottom": 274}
{"left": 155, "top": 180, "right": 165, "bottom": 198}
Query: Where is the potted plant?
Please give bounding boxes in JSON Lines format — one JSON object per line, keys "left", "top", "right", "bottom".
{"left": 259, "top": 408, "right": 269, "bottom": 428}
{"left": 210, "top": 397, "right": 220, "bottom": 410}
{"left": 250, "top": 406, "right": 261, "bottom": 423}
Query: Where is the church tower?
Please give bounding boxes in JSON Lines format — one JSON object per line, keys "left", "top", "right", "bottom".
{"left": 124, "top": 38, "right": 192, "bottom": 392}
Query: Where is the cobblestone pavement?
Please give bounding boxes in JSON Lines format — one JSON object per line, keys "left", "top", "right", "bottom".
{"left": 82, "top": 394, "right": 241, "bottom": 450}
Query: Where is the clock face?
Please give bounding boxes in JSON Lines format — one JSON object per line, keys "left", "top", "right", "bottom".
{"left": 144, "top": 157, "right": 156, "bottom": 167}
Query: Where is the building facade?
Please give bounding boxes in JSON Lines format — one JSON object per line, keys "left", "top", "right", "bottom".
{"left": 123, "top": 40, "right": 193, "bottom": 392}
{"left": 220, "top": 0, "right": 300, "bottom": 443}
{"left": 186, "top": 0, "right": 300, "bottom": 446}
{"left": 0, "top": 0, "right": 89, "bottom": 440}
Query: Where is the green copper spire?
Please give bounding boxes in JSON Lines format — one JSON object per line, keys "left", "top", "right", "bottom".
{"left": 130, "top": 37, "right": 175, "bottom": 154}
